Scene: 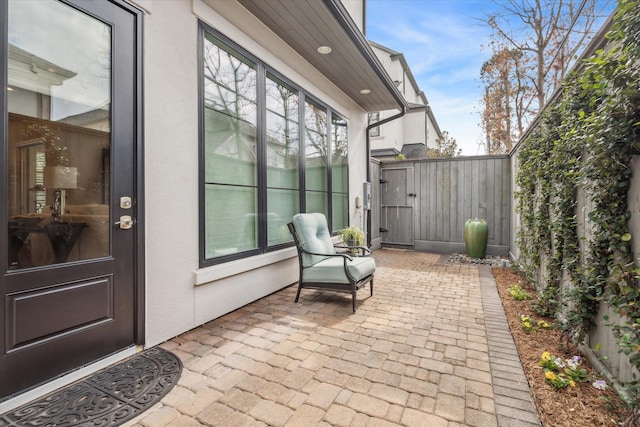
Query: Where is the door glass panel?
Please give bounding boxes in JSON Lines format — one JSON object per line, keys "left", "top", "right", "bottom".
{"left": 7, "top": 0, "right": 111, "bottom": 269}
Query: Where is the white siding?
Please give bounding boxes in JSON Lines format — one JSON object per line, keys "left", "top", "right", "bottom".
{"left": 368, "top": 42, "right": 441, "bottom": 154}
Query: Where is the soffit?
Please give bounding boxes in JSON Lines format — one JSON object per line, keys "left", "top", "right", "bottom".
{"left": 233, "top": 0, "right": 404, "bottom": 112}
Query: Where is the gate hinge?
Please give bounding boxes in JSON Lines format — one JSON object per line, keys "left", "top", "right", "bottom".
{"left": 379, "top": 179, "right": 388, "bottom": 184}
{"left": 380, "top": 227, "right": 388, "bottom": 233}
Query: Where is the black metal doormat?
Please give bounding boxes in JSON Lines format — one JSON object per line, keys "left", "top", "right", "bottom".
{"left": 0, "top": 347, "right": 182, "bottom": 426}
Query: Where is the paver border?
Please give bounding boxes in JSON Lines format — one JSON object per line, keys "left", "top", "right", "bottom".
{"left": 478, "top": 265, "right": 541, "bottom": 427}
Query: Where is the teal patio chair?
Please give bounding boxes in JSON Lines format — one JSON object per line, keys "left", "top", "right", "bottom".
{"left": 288, "top": 213, "right": 375, "bottom": 312}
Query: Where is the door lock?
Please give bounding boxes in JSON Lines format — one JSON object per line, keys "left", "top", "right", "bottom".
{"left": 115, "top": 215, "right": 133, "bottom": 230}
{"left": 120, "top": 196, "right": 132, "bottom": 209}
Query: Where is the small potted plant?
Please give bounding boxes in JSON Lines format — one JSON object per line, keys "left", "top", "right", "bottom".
{"left": 338, "top": 226, "right": 365, "bottom": 255}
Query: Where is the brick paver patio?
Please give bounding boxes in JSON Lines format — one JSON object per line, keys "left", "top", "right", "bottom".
{"left": 124, "top": 249, "right": 539, "bottom": 427}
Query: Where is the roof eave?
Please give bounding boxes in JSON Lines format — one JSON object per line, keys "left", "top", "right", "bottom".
{"left": 235, "top": 0, "right": 406, "bottom": 112}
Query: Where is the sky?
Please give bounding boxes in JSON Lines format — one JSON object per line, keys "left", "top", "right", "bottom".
{"left": 365, "top": 0, "right": 616, "bottom": 156}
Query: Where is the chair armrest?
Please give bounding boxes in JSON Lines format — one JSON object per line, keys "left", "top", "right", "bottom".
{"left": 334, "top": 245, "right": 371, "bottom": 257}
{"left": 298, "top": 246, "right": 354, "bottom": 262}
{"left": 297, "top": 245, "right": 365, "bottom": 282}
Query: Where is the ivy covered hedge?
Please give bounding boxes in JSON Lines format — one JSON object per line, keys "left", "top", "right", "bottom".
{"left": 514, "top": 0, "right": 640, "bottom": 420}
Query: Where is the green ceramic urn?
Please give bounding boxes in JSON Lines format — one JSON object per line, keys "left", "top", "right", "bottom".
{"left": 464, "top": 219, "right": 488, "bottom": 259}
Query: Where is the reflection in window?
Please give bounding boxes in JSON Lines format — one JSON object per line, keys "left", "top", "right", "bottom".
{"left": 331, "top": 115, "right": 348, "bottom": 232}
{"left": 200, "top": 27, "right": 350, "bottom": 265}
{"left": 203, "top": 35, "right": 258, "bottom": 259}
{"left": 18, "top": 140, "right": 46, "bottom": 214}
{"left": 266, "top": 75, "right": 299, "bottom": 246}
{"left": 7, "top": 0, "right": 112, "bottom": 270}
{"left": 305, "top": 100, "right": 328, "bottom": 217}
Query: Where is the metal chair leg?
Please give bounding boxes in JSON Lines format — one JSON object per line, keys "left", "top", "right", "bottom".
{"left": 352, "top": 285, "right": 357, "bottom": 313}
{"left": 295, "top": 283, "right": 302, "bottom": 302}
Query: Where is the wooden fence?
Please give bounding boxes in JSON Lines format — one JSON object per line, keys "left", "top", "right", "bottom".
{"left": 371, "top": 155, "right": 511, "bottom": 255}
{"left": 511, "top": 150, "right": 640, "bottom": 385}
{"left": 370, "top": 151, "right": 638, "bottom": 387}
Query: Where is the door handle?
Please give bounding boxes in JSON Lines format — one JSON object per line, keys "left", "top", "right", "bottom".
{"left": 115, "top": 215, "right": 133, "bottom": 230}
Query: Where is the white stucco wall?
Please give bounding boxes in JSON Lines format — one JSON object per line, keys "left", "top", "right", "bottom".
{"left": 138, "top": 0, "right": 371, "bottom": 347}
{"left": 425, "top": 115, "right": 439, "bottom": 149}
{"left": 403, "top": 111, "right": 427, "bottom": 146}
{"left": 342, "top": 0, "right": 365, "bottom": 31}
{"left": 371, "top": 117, "right": 402, "bottom": 153}
{"left": 369, "top": 43, "right": 441, "bottom": 153}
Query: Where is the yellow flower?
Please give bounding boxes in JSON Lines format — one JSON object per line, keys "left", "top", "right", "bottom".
{"left": 541, "top": 352, "right": 552, "bottom": 361}
{"left": 569, "top": 380, "right": 576, "bottom": 387}
{"left": 523, "top": 321, "right": 532, "bottom": 329}
{"left": 545, "top": 371, "right": 556, "bottom": 381}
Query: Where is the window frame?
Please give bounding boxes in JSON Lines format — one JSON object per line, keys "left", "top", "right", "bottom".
{"left": 198, "top": 22, "right": 349, "bottom": 267}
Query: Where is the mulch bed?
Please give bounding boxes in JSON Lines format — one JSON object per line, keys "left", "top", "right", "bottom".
{"left": 491, "top": 267, "right": 629, "bottom": 426}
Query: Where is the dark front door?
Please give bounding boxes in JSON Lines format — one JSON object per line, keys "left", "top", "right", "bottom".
{"left": 1, "top": 0, "right": 139, "bottom": 400}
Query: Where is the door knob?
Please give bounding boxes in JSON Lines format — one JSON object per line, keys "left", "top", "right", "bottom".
{"left": 115, "top": 215, "right": 133, "bottom": 229}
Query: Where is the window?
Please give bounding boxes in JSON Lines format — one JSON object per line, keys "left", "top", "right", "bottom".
{"left": 304, "top": 99, "right": 328, "bottom": 218}
{"left": 200, "top": 25, "right": 349, "bottom": 266}
{"left": 202, "top": 34, "right": 258, "bottom": 259}
{"left": 368, "top": 112, "right": 380, "bottom": 137}
{"left": 266, "top": 75, "right": 299, "bottom": 246}
{"left": 331, "top": 115, "right": 348, "bottom": 232}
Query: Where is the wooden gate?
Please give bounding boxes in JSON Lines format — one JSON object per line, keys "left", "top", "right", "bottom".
{"left": 380, "top": 166, "right": 415, "bottom": 246}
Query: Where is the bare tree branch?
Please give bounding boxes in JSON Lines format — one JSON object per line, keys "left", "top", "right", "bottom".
{"left": 478, "top": 0, "right": 614, "bottom": 153}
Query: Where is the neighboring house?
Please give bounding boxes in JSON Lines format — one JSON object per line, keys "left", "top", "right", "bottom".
{"left": 367, "top": 41, "right": 443, "bottom": 160}
{"left": 0, "top": 0, "right": 407, "bottom": 409}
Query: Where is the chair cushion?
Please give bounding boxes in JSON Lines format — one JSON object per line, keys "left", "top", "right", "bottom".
{"left": 302, "top": 256, "right": 376, "bottom": 284}
{"left": 293, "top": 213, "right": 335, "bottom": 266}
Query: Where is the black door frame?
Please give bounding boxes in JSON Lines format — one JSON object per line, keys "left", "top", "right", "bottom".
{"left": 119, "top": 0, "right": 146, "bottom": 350}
